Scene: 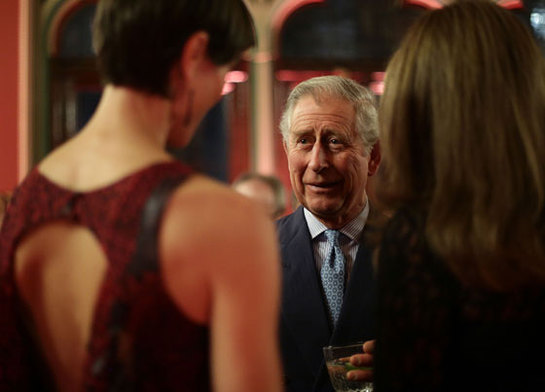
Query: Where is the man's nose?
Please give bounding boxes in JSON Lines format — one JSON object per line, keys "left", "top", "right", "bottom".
{"left": 308, "top": 142, "right": 329, "bottom": 172}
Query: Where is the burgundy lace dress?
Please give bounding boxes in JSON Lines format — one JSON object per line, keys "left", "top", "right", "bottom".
{"left": 375, "top": 207, "right": 545, "bottom": 392}
{"left": 0, "top": 162, "right": 211, "bottom": 391}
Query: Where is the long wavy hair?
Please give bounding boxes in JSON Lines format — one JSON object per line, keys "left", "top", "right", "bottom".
{"left": 377, "top": 0, "right": 545, "bottom": 290}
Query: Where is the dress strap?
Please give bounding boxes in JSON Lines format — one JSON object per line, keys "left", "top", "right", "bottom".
{"left": 129, "top": 175, "right": 188, "bottom": 277}
{"left": 90, "top": 173, "right": 189, "bottom": 390}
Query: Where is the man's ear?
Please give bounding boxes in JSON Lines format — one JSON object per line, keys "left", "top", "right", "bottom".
{"left": 368, "top": 140, "right": 381, "bottom": 176}
{"left": 178, "top": 31, "right": 210, "bottom": 81}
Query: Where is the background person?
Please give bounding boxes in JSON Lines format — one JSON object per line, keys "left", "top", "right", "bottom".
{"left": 232, "top": 172, "right": 286, "bottom": 219}
{"left": 276, "top": 75, "right": 381, "bottom": 392}
{"left": 372, "top": 1, "right": 545, "bottom": 391}
{"left": 0, "top": 0, "right": 283, "bottom": 391}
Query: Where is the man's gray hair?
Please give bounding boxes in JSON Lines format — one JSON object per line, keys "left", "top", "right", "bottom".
{"left": 279, "top": 75, "right": 378, "bottom": 154}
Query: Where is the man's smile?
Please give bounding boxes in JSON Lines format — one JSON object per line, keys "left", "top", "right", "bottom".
{"left": 305, "top": 181, "right": 342, "bottom": 192}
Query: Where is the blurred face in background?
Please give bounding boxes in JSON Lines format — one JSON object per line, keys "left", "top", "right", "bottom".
{"left": 233, "top": 178, "right": 277, "bottom": 219}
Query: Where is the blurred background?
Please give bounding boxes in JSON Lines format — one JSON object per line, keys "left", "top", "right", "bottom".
{"left": 1, "top": 0, "right": 543, "bottom": 213}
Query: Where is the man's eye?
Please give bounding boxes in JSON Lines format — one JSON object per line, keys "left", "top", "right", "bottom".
{"left": 298, "top": 138, "right": 308, "bottom": 144}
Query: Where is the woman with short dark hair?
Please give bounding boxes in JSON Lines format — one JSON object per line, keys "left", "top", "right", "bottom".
{"left": 0, "top": 1, "right": 282, "bottom": 391}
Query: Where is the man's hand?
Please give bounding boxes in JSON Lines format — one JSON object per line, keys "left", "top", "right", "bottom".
{"left": 346, "top": 340, "right": 374, "bottom": 381}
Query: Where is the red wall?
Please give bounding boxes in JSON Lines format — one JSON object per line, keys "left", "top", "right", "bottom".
{"left": 0, "top": 0, "right": 20, "bottom": 192}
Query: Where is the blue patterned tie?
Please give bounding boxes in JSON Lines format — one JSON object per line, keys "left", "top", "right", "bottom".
{"left": 321, "top": 229, "right": 346, "bottom": 326}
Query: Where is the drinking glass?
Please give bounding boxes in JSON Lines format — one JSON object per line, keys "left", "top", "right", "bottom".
{"left": 323, "top": 343, "right": 373, "bottom": 392}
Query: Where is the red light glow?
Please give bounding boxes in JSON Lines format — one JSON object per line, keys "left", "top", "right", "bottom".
{"left": 403, "top": 0, "right": 522, "bottom": 9}
{"left": 275, "top": 70, "right": 335, "bottom": 82}
{"left": 224, "top": 71, "right": 248, "bottom": 83}
{"left": 371, "top": 72, "right": 385, "bottom": 82}
{"left": 369, "top": 81, "right": 384, "bottom": 96}
{"left": 221, "top": 83, "right": 235, "bottom": 95}
{"left": 496, "top": 0, "right": 523, "bottom": 9}
{"left": 404, "top": 0, "right": 443, "bottom": 9}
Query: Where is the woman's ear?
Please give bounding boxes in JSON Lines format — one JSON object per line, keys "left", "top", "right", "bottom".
{"left": 368, "top": 140, "right": 381, "bottom": 176}
{"left": 178, "top": 31, "right": 210, "bottom": 81}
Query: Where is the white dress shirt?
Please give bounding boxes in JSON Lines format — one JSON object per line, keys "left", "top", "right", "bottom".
{"left": 303, "top": 202, "right": 369, "bottom": 282}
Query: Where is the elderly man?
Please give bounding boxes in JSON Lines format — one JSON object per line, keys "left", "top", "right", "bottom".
{"left": 277, "top": 75, "right": 381, "bottom": 392}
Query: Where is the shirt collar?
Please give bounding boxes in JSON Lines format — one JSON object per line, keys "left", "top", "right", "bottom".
{"left": 303, "top": 202, "right": 369, "bottom": 241}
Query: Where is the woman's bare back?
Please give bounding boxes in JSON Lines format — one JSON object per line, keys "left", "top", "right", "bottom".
{"left": 15, "top": 224, "right": 107, "bottom": 391}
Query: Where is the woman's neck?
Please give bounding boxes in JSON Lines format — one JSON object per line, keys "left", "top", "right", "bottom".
{"left": 87, "top": 85, "right": 173, "bottom": 150}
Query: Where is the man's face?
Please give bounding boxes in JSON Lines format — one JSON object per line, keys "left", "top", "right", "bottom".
{"left": 285, "top": 95, "right": 377, "bottom": 228}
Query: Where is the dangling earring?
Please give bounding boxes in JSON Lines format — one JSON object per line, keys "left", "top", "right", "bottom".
{"left": 182, "top": 89, "right": 194, "bottom": 127}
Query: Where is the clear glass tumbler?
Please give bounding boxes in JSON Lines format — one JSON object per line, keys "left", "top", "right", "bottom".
{"left": 323, "top": 343, "right": 373, "bottom": 392}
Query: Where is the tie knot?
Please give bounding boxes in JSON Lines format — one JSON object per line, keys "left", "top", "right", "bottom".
{"left": 324, "top": 229, "right": 340, "bottom": 244}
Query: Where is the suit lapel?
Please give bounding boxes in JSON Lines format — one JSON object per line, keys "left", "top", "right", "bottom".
{"left": 279, "top": 207, "right": 331, "bottom": 378}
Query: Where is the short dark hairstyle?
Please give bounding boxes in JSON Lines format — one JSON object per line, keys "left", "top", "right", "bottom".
{"left": 93, "top": 0, "right": 256, "bottom": 97}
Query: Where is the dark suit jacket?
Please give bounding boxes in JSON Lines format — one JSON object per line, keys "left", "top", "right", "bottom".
{"left": 276, "top": 206, "right": 378, "bottom": 392}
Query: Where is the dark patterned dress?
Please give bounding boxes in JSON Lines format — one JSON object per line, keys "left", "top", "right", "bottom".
{"left": 0, "top": 162, "right": 211, "bottom": 391}
{"left": 375, "top": 207, "right": 545, "bottom": 392}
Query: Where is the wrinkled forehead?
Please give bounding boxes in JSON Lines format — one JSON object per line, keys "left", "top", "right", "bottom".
{"left": 290, "top": 94, "right": 356, "bottom": 132}
{"left": 294, "top": 90, "right": 354, "bottom": 110}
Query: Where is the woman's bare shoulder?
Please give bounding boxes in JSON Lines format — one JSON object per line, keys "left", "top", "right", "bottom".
{"left": 158, "top": 175, "right": 280, "bottom": 322}
{"left": 160, "top": 174, "right": 277, "bottom": 266}
{"left": 169, "top": 175, "right": 266, "bottom": 224}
